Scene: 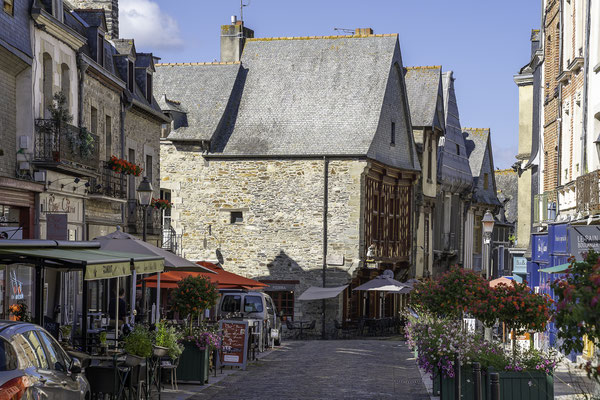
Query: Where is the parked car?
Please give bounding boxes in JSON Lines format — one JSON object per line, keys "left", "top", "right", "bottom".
{"left": 0, "top": 321, "right": 89, "bottom": 400}
{"left": 217, "top": 290, "right": 282, "bottom": 346}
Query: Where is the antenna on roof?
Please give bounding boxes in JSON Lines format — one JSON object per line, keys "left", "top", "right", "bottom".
{"left": 240, "top": 0, "right": 250, "bottom": 22}
{"left": 334, "top": 27, "right": 355, "bottom": 34}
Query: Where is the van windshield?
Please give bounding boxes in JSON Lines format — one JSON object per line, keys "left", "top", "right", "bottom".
{"left": 244, "top": 296, "right": 263, "bottom": 313}
{"left": 221, "top": 295, "right": 241, "bottom": 313}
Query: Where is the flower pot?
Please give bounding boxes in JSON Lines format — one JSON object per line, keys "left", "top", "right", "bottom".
{"left": 176, "top": 342, "right": 210, "bottom": 384}
{"left": 153, "top": 345, "right": 169, "bottom": 358}
{"left": 124, "top": 354, "right": 145, "bottom": 367}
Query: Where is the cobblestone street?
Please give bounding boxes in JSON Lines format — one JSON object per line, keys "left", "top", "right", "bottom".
{"left": 192, "top": 339, "right": 429, "bottom": 400}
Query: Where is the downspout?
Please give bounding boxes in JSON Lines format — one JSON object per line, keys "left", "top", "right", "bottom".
{"left": 77, "top": 53, "right": 88, "bottom": 240}
{"left": 322, "top": 156, "right": 329, "bottom": 339}
{"left": 581, "top": 0, "right": 592, "bottom": 173}
{"left": 120, "top": 96, "right": 133, "bottom": 225}
{"left": 557, "top": 0, "right": 563, "bottom": 189}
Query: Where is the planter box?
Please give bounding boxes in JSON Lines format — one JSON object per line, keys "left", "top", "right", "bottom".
{"left": 176, "top": 342, "right": 210, "bottom": 384}
{"left": 434, "top": 367, "right": 553, "bottom": 400}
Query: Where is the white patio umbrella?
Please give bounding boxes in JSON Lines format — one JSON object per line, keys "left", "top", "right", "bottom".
{"left": 352, "top": 273, "right": 410, "bottom": 292}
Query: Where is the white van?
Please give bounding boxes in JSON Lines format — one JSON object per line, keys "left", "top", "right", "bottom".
{"left": 218, "top": 290, "right": 282, "bottom": 346}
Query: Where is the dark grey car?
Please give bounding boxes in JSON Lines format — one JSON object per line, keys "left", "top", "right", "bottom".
{"left": 0, "top": 321, "right": 89, "bottom": 400}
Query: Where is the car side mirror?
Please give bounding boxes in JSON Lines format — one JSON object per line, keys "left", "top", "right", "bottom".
{"left": 69, "top": 357, "right": 82, "bottom": 374}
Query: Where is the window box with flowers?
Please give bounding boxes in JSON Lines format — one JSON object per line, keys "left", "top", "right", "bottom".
{"left": 107, "top": 155, "right": 143, "bottom": 176}
{"left": 151, "top": 198, "right": 171, "bottom": 210}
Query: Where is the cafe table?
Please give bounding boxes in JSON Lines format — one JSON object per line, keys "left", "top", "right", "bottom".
{"left": 294, "top": 321, "right": 311, "bottom": 339}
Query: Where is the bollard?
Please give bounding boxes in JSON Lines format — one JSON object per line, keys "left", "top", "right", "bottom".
{"left": 473, "top": 362, "right": 481, "bottom": 400}
{"left": 490, "top": 372, "right": 500, "bottom": 400}
{"left": 439, "top": 367, "right": 443, "bottom": 399}
{"left": 454, "top": 353, "right": 461, "bottom": 400}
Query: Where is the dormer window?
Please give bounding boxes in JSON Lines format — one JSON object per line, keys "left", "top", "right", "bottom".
{"left": 3, "top": 0, "right": 13, "bottom": 16}
{"left": 52, "top": 0, "right": 63, "bottom": 22}
{"left": 128, "top": 60, "right": 134, "bottom": 91}
{"left": 146, "top": 73, "right": 152, "bottom": 103}
{"left": 97, "top": 34, "right": 104, "bottom": 67}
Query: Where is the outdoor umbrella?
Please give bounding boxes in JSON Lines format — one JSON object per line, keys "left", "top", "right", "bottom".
{"left": 489, "top": 276, "right": 514, "bottom": 288}
{"left": 94, "top": 227, "right": 215, "bottom": 323}
{"left": 352, "top": 274, "right": 410, "bottom": 292}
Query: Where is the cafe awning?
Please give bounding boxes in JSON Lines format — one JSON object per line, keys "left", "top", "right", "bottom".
{"left": 0, "top": 246, "right": 164, "bottom": 280}
{"left": 539, "top": 263, "right": 571, "bottom": 274}
{"left": 298, "top": 285, "right": 348, "bottom": 301}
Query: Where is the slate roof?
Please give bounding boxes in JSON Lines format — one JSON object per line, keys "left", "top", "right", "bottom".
{"left": 112, "top": 39, "right": 135, "bottom": 56}
{"left": 154, "top": 63, "right": 242, "bottom": 142}
{"left": 463, "top": 128, "right": 490, "bottom": 177}
{"left": 437, "top": 71, "right": 473, "bottom": 192}
{"left": 404, "top": 66, "right": 442, "bottom": 128}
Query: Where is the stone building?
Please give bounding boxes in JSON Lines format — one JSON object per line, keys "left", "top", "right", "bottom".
{"left": 404, "top": 66, "right": 445, "bottom": 278}
{"left": 155, "top": 24, "right": 420, "bottom": 332}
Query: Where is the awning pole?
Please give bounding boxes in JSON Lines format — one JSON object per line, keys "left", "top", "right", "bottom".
{"left": 82, "top": 278, "right": 89, "bottom": 353}
{"left": 131, "top": 269, "right": 136, "bottom": 324}
{"left": 115, "top": 278, "right": 119, "bottom": 348}
{"left": 156, "top": 272, "right": 161, "bottom": 325}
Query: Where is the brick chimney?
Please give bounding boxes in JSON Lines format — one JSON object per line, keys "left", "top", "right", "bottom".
{"left": 67, "top": 0, "right": 119, "bottom": 39}
{"left": 220, "top": 16, "right": 254, "bottom": 62}
{"left": 355, "top": 28, "right": 373, "bottom": 36}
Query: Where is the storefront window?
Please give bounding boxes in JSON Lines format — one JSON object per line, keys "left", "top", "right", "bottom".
{"left": 6, "top": 265, "right": 34, "bottom": 320}
{"left": 270, "top": 291, "right": 294, "bottom": 321}
{"left": 0, "top": 205, "right": 22, "bottom": 240}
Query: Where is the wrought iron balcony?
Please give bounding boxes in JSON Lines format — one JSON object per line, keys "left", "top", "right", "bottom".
{"left": 126, "top": 201, "right": 162, "bottom": 236}
{"left": 34, "top": 119, "right": 99, "bottom": 175}
{"left": 87, "top": 161, "right": 126, "bottom": 200}
{"left": 162, "top": 226, "right": 182, "bottom": 255}
{"left": 576, "top": 170, "right": 600, "bottom": 213}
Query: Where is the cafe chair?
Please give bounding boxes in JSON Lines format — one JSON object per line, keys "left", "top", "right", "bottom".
{"left": 86, "top": 365, "right": 120, "bottom": 399}
{"left": 333, "top": 319, "right": 353, "bottom": 339}
{"left": 160, "top": 357, "right": 179, "bottom": 391}
{"left": 285, "top": 319, "right": 297, "bottom": 339}
{"left": 305, "top": 320, "right": 316, "bottom": 339}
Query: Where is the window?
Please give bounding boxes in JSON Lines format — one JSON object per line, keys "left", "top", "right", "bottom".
{"left": 427, "top": 135, "right": 433, "bottom": 181}
{"left": 90, "top": 106, "right": 98, "bottom": 134}
{"left": 128, "top": 61, "right": 134, "bottom": 91}
{"left": 3, "top": 0, "right": 13, "bottom": 15}
{"left": 390, "top": 122, "right": 395, "bottom": 145}
{"left": 24, "top": 331, "right": 48, "bottom": 369}
{"left": 43, "top": 53, "right": 53, "bottom": 118}
{"left": 145, "top": 155, "right": 152, "bottom": 180}
{"left": 230, "top": 211, "right": 243, "bottom": 224}
{"left": 146, "top": 73, "right": 152, "bottom": 102}
{"left": 456, "top": 143, "right": 460, "bottom": 155}
{"left": 60, "top": 64, "right": 70, "bottom": 109}
{"left": 11, "top": 334, "right": 39, "bottom": 368}
{"left": 270, "top": 291, "right": 294, "bottom": 321}
{"left": 483, "top": 173, "right": 489, "bottom": 190}
{"left": 221, "top": 295, "right": 241, "bottom": 313}
{"left": 243, "top": 296, "right": 263, "bottom": 313}
{"left": 37, "top": 331, "right": 68, "bottom": 372}
{"left": 97, "top": 34, "right": 104, "bottom": 67}
{"left": 105, "top": 115, "right": 112, "bottom": 159}
{"left": 161, "top": 189, "right": 172, "bottom": 229}
{"left": 0, "top": 338, "right": 17, "bottom": 371}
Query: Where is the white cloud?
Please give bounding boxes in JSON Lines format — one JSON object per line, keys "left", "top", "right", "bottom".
{"left": 119, "top": 0, "right": 183, "bottom": 50}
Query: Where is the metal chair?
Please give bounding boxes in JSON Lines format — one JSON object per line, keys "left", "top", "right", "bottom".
{"left": 333, "top": 319, "right": 354, "bottom": 339}
{"left": 160, "top": 357, "right": 179, "bottom": 391}
{"left": 85, "top": 365, "right": 120, "bottom": 400}
{"left": 285, "top": 319, "right": 297, "bottom": 339}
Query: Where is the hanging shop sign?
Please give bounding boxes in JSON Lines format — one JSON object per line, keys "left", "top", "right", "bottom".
{"left": 569, "top": 225, "right": 600, "bottom": 260}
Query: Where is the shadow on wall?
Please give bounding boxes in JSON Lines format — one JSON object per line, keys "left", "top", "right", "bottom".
{"left": 254, "top": 250, "right": 353, "bottom": 337}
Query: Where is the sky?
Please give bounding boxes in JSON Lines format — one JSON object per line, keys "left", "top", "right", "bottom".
{"left": 119, "top": 0, "right": 542, "bottom": 169}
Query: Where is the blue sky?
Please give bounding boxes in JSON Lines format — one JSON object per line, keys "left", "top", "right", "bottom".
{"left": 120, "top": 0, "right": 541, "bottom": 169}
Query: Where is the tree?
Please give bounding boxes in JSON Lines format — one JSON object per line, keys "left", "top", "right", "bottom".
{"left": 171, "top": 276, "right": 219, "bottom": 335}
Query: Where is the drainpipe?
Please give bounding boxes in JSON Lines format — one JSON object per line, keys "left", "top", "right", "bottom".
{"left": 76, "top": 53, "right": 88, "bottom": 127}
{"left": 322, "top": 156, "right": 329, "bottom": 340}
{"left": 581, "top": 0, "right": 592, "bottom": 174}
{"left": 557, "top": 0, "right": 563, "bottom": 189}
{"left": 120, "top": 96, "right": 133, "bottom": 226}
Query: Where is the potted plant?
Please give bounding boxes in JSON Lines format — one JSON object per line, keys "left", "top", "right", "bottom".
{"left": 107, "top": 155, "right": 143, "bottom": 176}
{"left": 59, "top": 325, "right": 72, "bottom": 343}
{"left": 151, "top": 198, "right": 171, "bottom": 210}
{"left": 171, "top": 276, "right": 219, "bottom": 384}
{"left": 154, "top": 321, "right": 183, "bottom": 360}
{"left": 8, "top": 301, "right": 31, "bottom": 322}
{"left": 123, "top": 325, "right": 152, "bottom": 366}
{"left": 99, "top": 331, "right": 108, "bottom": 354}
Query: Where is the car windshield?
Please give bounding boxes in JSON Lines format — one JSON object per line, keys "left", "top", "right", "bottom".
{"left": 221, "top": 295, "right": 241, "bottom": 313}
{"left": 0, "top": 337, "right": 18, "bottom": 371}
{"left": 244, "top": 296, "right": 263, "bottom": 313}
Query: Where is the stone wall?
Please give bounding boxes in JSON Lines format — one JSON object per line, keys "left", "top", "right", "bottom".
{"left": 67, "top": 0, "right": 119, "bottom": 39}
{"left": 0, "top": 66, "right": 16, "bottom": 178}
{"left": 161, "top": 141, "right": 366, "bottom": 323}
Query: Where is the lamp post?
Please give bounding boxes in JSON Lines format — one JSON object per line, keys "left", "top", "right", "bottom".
{"left": 482, "top": 210, "right": 495, "bottom": 280}
{"left": 136, "top": 176, "right": 153, "bottom": 323}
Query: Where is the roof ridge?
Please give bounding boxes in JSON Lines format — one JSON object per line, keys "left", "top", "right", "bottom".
{"left": 246, "top": 34, "right": 397, "bottom": 42}
{"left": 155, "top": 61, "right": 241, "bottom": 66}
{"left": 495, "top": 168, "right": 517, "bottom": 175}
{"left": 463, "top": 127, "right": 490, "bottom": 132}
{"left": 405, "top": 65, "right": 442, "bottom": 70}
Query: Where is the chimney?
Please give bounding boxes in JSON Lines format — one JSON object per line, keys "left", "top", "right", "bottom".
{"left": 67, "top": 0, "right": 119, "bottom": 39}
{"left": 355, "top": 28, "right": 373, "bottom": 36}
{"left": 220, "top": 16, "right": 254, "bottom": 62}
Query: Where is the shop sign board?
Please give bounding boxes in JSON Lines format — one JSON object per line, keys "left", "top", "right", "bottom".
{"left": 549, "top": 223, "right": 568, "bottom": 255}
{"left": 219, "top": 319, "right": 249, "bottom": 370}
{"left": 569, "top": 225, "right": 600, "bottom": 260}
{"left": 513, "top": 256, "right": 527, "bottom": 274}
{"left": 532, "top": 234, "right": 549, "bottom": 263}
{"left": 46, "top": 214, "right": 68, "bottom": 240}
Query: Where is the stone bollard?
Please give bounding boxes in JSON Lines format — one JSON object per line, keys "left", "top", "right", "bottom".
{"left": 490, "top": 372, "right": 500, "bottom": 400}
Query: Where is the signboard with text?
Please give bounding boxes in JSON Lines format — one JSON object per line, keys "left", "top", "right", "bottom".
{"left": 549, "top": 223, "right": 568, "bottom": 254}
{"left": 219, "top": 320, "right": 249, "bottom": 370}
{"left": 569, "top": 225, "right": 600, "bottom": 260}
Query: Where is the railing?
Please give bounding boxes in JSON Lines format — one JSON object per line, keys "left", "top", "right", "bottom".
{"left": 162, "top": 226, "right": 182, "bottom": 255}
{"left": 34, "top": 119, "right": 99, "bottom": 172}
{"left": 126, "top": 202, "right": 162, "bottom": 236}
{"left": 88, "top": 161, "right": 126, "bottom": 199}
{"left": 576, "top": 170, "right": 600, "bottom": 213}
{"left": 533, "top": 191, "right": 556, "bottom": 224}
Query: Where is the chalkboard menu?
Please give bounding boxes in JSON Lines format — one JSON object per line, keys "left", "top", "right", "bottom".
{"left": 219, "top": 320, "right": 249, "bottom": 370}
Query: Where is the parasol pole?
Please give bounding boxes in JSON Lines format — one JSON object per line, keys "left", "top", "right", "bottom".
{"left": 156, "top": 272, "right": 161, "bottom": 325}
{"left": 115, "top": 278, "right": 119, "bottom": 348}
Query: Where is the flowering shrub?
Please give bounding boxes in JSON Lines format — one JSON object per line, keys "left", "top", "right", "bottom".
{"left": 9, "top": 302, "right": 30, "bottom": 322}
{"left": 182, "top": 331, "right": 222, "bottom": 350}
{"left": 107, "top": 155, "right": 143, "bottom": 176}
{"left": 151, "top": 198, "right": 171, "bottom": 210}
{"left": 493, "top": 281, "right": 552, "bottom": 335}
{"left": 551, "top": 251, "right": 600, "bottom": 383}
{"left": 171, "top": 276, "right": 219, "bottom": 335}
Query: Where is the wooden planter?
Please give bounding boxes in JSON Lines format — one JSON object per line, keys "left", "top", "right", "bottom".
{"left": 176, "top": 342, "right": 210, "bottom": 384}
{"left": 434, "top": 367, "right": 553, "bottom": 400}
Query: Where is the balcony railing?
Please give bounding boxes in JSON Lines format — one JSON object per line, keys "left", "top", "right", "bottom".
{"left": 34, "top": 119, "right": 99, "bottom": 174}
{"left": 162, "top": 226, "right": 182, "bottom": 255}
{"left": 533, "top": 191, "right": 557, "bottom": 224}
{"left": 576, "top": 170, "right": 600, "bottom": 213}
{"left": 88, "top": 161, "right": 126, "bottom": 200}
{"left": 126, "top": 201, "right": 162, "bottom": 236}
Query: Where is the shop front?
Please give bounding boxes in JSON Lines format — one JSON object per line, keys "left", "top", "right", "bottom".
{"left": 0, "top": 177, "right": 43, "bottom": 239}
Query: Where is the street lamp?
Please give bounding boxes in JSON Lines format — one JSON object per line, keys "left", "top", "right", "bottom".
{"left": 136, "top": 176, "right": 153, "bottom": 242}
{"left": 482, "top": 210, "right": 495, "bottom": 280}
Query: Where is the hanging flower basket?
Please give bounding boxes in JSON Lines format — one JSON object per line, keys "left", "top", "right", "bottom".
{"left": 151, "top": 198, "right": 171, "bottom": 210}
{"left": 107, "top": 155, "right": 143, "bottom": 176}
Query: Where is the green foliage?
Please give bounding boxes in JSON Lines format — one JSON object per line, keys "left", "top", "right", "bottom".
{"left": 171, "top": 276, "right": 219, "bottom": 326}
{"left": 493, "top": 281, "right": 552, "bottom": 334}
{"left": 154, "top": 321, "right": 184, "bottom": 360}
{"left": 123, "top": 325, "right": 153, "bottom": 358}
{"left": 47, "top": 92, "right": 73, "bottom": 126}
{"left": 552, "top": 251, "right": 600, "bottom": 383}
{"left": 99, "top": 331, "right": 107, "bottom": 346}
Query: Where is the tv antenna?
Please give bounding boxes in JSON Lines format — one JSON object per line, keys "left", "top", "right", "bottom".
{"left": 334, "top": 27, "right": 354, "bottom": 35}
{"left": 240, "top": 0, "right": 250, "bottom": 22}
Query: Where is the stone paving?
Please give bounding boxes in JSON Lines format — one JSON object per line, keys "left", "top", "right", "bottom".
{"left": 190, "top": 339, "right": 430, "bottom": 400}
